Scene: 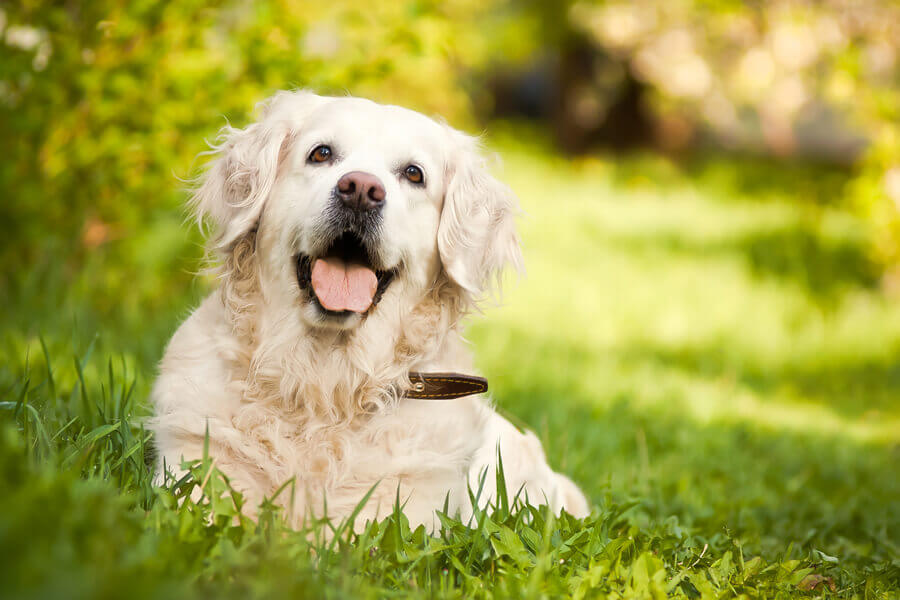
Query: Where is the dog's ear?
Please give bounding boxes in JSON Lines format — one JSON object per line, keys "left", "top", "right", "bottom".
{"left": 192, "top": 90, "right": 322, "bottom": 252}
{"left": 438, "top": 129, "right": 523, "bottom": 299}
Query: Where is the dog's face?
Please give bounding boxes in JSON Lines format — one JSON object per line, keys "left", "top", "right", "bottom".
{"left": 194, "top": 91, "right": 521, "bottom": 331}
{"left": 275, "top": 97, "right": 451, "bottom": 329}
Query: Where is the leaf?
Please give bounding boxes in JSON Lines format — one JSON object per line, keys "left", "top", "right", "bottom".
{"left": 797, "top": 574, "right": 836, "bottom": 592}
{"left": 812, "top": 549, "right": 840, "bottom": 564}
{"left": 62, "top": 422, "right": 121, "bottom": 467}
{"left": 490, "top": 526, "right": 533, "bottom": 567}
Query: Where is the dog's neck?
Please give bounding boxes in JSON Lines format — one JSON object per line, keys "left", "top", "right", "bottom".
{"left": 218, "top": 237, "right": 471, "bottom": 424}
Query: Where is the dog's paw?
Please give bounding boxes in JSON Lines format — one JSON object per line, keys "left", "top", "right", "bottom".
{"left": 556, "top": 473, "right": 590, "bottom": 518}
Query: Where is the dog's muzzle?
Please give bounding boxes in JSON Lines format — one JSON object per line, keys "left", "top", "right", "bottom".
{"left": 296, "top": 229, "right": 396, "bottom": 317}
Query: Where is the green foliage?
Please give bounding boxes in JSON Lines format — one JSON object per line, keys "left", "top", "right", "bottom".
{"left": 848, "top": 128, "right": 900, "bottom": 281}
{"left": 495, "top": 0, "right": 900, "bottom": 274}
{"left": 1, "top": 0, "right": 492, "bottom": 323}
{"left": 3, "top": 0, "right": 899, "bottom": 299}
{"left": 2, "top": 357, "right": 894, "bottom": 599}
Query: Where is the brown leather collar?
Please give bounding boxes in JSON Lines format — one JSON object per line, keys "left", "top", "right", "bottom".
{"left": 404, "top": 372, "right": 488, "bottom": 400}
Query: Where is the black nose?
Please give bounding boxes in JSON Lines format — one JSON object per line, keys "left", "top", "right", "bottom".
{"left": 336, "top": 171, "right": 386, "bottom": 212}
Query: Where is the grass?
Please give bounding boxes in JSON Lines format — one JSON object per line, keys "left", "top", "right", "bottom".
{"left": 1, "top": 137, "right": 898, "bottom": 598}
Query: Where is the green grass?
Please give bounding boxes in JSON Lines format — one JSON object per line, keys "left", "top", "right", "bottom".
{"left": 1, "top": 140, "right": 898, "bottom": 598}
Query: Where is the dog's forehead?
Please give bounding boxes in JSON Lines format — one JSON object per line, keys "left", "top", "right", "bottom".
{"left": 304, "top": 97, "right": 448, "bottom": 156}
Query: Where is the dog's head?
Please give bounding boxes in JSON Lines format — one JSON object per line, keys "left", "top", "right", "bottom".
{"left": 193, "top": 91, "right": 521, "bottom": 331}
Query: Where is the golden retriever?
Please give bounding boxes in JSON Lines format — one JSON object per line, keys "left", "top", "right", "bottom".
{"left": 150, "top": 91, "right": 589, "bottom": 529}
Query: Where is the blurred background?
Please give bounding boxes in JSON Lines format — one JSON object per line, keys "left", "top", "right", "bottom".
{"left": 2, "top": 1, "right": 899, "bottom": 341}
{"left": 1, "top": 0, "right": 899, "bottom": 572}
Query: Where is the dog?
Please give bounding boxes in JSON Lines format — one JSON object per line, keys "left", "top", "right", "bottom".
{"left": 150, "top": 91, "right": 589, "bottom": 529}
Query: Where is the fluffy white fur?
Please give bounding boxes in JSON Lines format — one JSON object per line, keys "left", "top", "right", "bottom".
{"left": 150, "top": 91, "right": 589, "bottom": 529}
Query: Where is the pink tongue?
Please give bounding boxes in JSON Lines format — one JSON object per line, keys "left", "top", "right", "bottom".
{"left": 310, "top": 257, "right": 378, "bottom": 313}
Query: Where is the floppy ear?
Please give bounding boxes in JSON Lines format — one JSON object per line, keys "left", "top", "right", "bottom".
{"left": 438, "top": 130, "right": 523, "bottom": 299}
{"left": 192, "top": 91, "right": 321, "bottom": 252}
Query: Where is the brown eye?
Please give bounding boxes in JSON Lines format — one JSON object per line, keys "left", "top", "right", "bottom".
{"left": 309, "top": 145, "right": 332, "bottom": 163}
{"left": 404, "top": 164, "right": 424, "bottom": 185}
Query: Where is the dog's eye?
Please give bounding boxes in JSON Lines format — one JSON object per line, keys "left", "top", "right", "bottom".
{"left": 309, "top": 145, "right": 333, "bottom": 164}
{"left": 403, "top": 165, "right": 424, "bottom": 185}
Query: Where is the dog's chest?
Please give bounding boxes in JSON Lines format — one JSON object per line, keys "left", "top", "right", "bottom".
{"left": 230, "top": 396, "right": 489, "bottom": 499}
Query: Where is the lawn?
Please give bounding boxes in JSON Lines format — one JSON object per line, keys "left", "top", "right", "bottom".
{"left": 1, "top": 135, "right": 898, "bottom": 598}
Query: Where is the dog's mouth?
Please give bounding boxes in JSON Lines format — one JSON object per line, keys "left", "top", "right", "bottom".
{"left": 296, "top": 231, "right": 396, "bottom": 317}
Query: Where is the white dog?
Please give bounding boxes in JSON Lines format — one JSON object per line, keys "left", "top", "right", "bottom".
{"left": 150, "top": 91, "right": 589, "bottom": 529}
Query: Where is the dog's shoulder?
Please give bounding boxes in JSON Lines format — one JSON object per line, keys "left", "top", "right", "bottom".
{"left": 153, "top": 291, "right": 238, "bottom": 416}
